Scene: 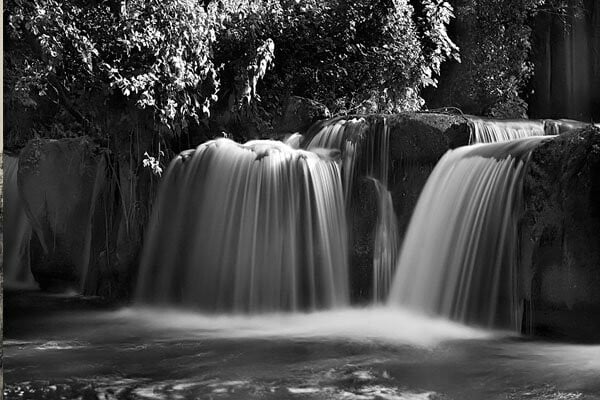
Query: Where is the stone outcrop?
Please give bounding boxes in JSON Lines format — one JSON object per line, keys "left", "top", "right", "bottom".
{"left": 520, "top": 127, "right": 600, "bottom": 341}
{"left": 318, "top": 112, "right": 471, "bottom": 301}
{"left": 385, "top": 113, "right": 471, "bottom": 242}
{"left": 3, "top": 154, "right": 34, "bottom": 286}
{"left": 18, "top": 138, "right": 107, "bottom": 291}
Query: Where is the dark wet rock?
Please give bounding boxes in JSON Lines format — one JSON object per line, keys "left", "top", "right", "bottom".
{"left": 349, "top": 178, "right": 379, "bottom": 301}
{"left": 273, "top": 96, "right": 331, "bottom": 135}
{"left": 384, "top": 112, "right": 471, "bottom": 163}
{"left": 543, "top": 119, "right": 597, "bottom": 135}
{"left": 3, "top": 154, "right": 34, "bottom": 285}
{"left": 384, "top": 112, "right": 470, "bottom": 244}
{"left": 520, "top": 126, "right": 600, "bottom": 341}
{"left": 308, "top": 112, "right": 471, "bottom": 303}
{"left": 18, "top": 138, "right": 107, "bottom": 291}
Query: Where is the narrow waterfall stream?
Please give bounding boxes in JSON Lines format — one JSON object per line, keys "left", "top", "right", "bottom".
{"left": 3, "top": 155, "right": 35, "bottom": 287}
{"left": 307, "top": 117, "right": 400, "bottom": 301}
{"left": 371, "top": 178, "right": 400, "bottom": 302}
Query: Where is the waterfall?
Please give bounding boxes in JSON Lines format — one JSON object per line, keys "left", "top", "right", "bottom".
{"left": 468, "top": 117, "right": 545, "bottom": 143}
{"left": 371, "top": 178, "right": 400, "bottom": 302}
{"left": 283, "top": 133, "right": 304, "bottom": 149}
{"left": 306, "top": 117, "right": 400, "bottom": 301}
{"left": 388, "top": 136, "right": 553, "bottom": 329}
{"left": 137, "top": 138, "right": 349, "bottom": 313}
{"left": 3, "top": 155, "right": 35, "bottom": 287}
{"left": 543, "top": 119, "right": 598, "bottom": 135}
{"left": 306, "top": 117, "right": 367, "bottom": 201}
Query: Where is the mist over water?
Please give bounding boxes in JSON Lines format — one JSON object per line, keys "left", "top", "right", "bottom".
{"left": 119, "top": 306, "right": 490, "bottom": 347}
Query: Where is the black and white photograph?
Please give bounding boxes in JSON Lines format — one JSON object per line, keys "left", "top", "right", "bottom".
{"left": 2, "top": 0, "right": 600, "bottom": 398}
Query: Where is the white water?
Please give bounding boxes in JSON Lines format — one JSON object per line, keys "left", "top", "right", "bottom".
{"left": 371, "top": 179, "right": 400, "bottom": 302}
{"left": 388, "top": 136, "right": 554, "bottom": 329}
{"left": 307, "top": 117, "right": 400, "bottom": 300}
{"left": 137, "top": 138, "right": 349, "bottom": 312}
{"left": 468, "top": 117, "right": 545, "bottom": 143}
{"left": 113, "top": 306, "right": 492, "bottom": 347}
{"left": 3, "top": 155, "right": 35, "bottom": 287}
{"left": 307, "top": 118, "right": 367, "bottom": 200}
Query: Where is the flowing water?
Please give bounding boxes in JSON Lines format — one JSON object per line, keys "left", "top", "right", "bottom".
{"left": 371, "top": 178, "right": 400, "bottom": 302}
{"left": 307, "top": 117, "right": 400, "bottom": 300}
{"left": 306, "top": 117, "right": 367, "bottom": 200}
{"left": 468, "top": 117, "right": 546, "bottom": 143}
{"left": 137, "top": 138, "right": 349, "bottom": 312}
{"left": 388, "top": 136, "right": 553, "bottom": 329}
{"left": 6, "top": 119, "right": 600, "bottom": 400}
{"left": 4, "top": 291, "right": 600, "bottom": 400}
{"left": 3, "top": 154, "right": 35, "bottom": 287}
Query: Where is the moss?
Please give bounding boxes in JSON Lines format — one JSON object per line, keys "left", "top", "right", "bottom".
{"left": 520, "top": 126, "right": 600, "bottom": 340}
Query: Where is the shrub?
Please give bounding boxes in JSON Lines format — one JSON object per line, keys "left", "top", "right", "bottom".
{"left": 5, "top": 0, "right": 459, "bottom": 143}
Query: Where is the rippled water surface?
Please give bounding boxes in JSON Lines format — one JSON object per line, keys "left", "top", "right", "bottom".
{"left": 4, "top": 291, "right": 600, "bottom": 400}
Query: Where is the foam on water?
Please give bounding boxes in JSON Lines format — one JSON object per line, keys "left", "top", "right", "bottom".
{"left": 3, "top": 155, "right": 35, "bottom": 287}
{"left": 114, "top": 306, "right": 491, "bottom": 347}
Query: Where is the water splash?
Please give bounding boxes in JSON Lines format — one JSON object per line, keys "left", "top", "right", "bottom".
{"left": 117, "top": 306, "right": 490, "bottom": 347}
{"left": 137, "top": 138, "right": 349, "bottom": 313}
{"left": 283, "top": 133, "right": 304, "bottom": 149}
{"left": 468, "top": 117, "right": 545, "bottom": 143}
{"left": 388, "top": 136, "right": 554, "bottom": 329}
{"left": 3, "top": 155, "right": 35, "bottom": 287}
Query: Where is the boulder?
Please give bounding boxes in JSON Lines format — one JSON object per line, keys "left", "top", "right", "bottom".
{"left": 520, "top": 126, "right": 600, "bottom": 341}
{"left": 307, "top": 112, "right": 471, "bottom": 303}
{"left": 3, "top": 154, "right": 34, "bottom": 286}
{"left": 543, "top": 119, "right": 596, "bottom": 135}
{"left": 383, "top": 113, "right": 471, "bottom": 245}
{"left": 18, "top": 138, "right": 107, "bottom": 290}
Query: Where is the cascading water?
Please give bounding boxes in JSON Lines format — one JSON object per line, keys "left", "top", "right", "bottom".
{"left": 388, "top": 136, "right": 554, "bottom": 329}
{"left": 137, "top": 138, "right": 349, "bottom": 312}
{"left": 3, "top": 155, "right": 35, "bottom": 287}
{"left": 371, "top": 178, "right": 400, "bottom": 302}
{"left": 306, "top": 117, "right": 367, "bottom": 201}
{"left": 468, "top": 117, "right": 545, "bottom": 143}
{"left": 306, "top": 117, "right": 400, "bottom": 301}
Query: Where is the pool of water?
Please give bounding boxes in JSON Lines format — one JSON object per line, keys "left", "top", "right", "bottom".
{"left": 4, "top": 291, "right": 600, "bottom": 400}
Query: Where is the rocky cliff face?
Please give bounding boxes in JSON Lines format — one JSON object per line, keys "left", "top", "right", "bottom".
{"left": 520, "top": 126, "right": 600, "bottom": 340}
{"left": 18, "top": 138, "right": 107, "bottom": 291}
{"left": 345, "top": 112, "right": 471, "bottom": 301}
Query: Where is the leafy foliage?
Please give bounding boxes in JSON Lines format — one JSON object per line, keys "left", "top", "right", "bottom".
{"left": 5, "top": 0, "right": 459, "bottom": 143}
{"left": 6, "top": 0, "right": 222, "bottom": 136}
{"left": 425, "top": 0, "right": 579, "bottom": 118}
{"left": 214, "top": 0, "right": 460, "bottom": 120}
